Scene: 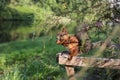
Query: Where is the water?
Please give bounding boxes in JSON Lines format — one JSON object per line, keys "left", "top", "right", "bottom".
{"left": 0, "top": 21, "right": 35, "bottom": 43}
{"left": 0, "top": 20, "right": 58, "bottom": 43}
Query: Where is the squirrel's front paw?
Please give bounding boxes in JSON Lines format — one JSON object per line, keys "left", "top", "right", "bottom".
{"left": 68, "top": 56, "right": 72, "bottom": 60}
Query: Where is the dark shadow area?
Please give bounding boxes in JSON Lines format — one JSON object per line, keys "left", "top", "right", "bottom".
{"left": 0, "top": 32, "right": 11, "bottom": 43}
{"left": 0, "top": 0, "right": 10, "bottom": 9}
{"left": 75, "top": 67, "right": 120, "bottom": 80}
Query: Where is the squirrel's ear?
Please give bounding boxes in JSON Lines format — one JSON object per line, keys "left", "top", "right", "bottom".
{"left": 62, "top": 28, "right": 68, "bottom": 34}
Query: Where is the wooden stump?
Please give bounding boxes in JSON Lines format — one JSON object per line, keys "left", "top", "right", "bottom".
{"left": 57, "top": 53, "right": 120, "bottom": 69}
{"left": 56, "top": 53, "right": 120, "bottom": 80}
{"left": 65, "top": 66, "right": 76, "bottom": 80}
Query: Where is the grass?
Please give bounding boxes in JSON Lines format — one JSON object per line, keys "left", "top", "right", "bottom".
{"left": 0, "top": 36, "right": 66, "bottom": 80}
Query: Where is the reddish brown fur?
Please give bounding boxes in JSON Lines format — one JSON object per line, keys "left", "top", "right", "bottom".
{"left": 56, "top": 28, "right": 80, "bottom": 60}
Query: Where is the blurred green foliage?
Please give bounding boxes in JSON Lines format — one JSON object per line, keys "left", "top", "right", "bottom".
{"left": 0, "top": 0, "right": 120, "bottom": 80}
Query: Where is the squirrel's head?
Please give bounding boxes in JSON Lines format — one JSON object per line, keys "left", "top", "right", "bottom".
{"left": 56, "top": 28, "right": 70, "bottom": 44}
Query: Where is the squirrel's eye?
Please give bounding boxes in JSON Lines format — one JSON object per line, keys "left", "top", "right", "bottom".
{"left": 60, "top": 34, "right": 63, "bottom": 36}
{"left": 61, "top": 34, "right": 65, "bottom": 36}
